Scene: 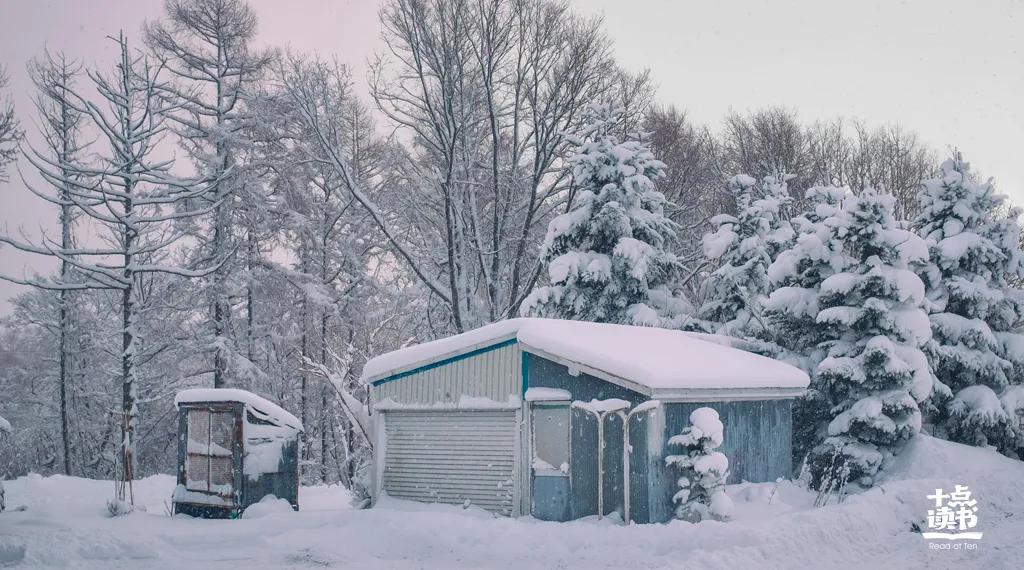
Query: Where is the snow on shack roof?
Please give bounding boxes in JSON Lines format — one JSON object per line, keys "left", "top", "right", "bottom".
{"left": 362, "top": 318, "right": 809, "bottom": 395}
{"left": 175, "top": 388, "right": 303, "bottom": 431}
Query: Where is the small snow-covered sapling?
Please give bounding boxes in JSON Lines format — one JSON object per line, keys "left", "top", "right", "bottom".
{"left": 665, "top": 407, "right": 733, "bottom": 522}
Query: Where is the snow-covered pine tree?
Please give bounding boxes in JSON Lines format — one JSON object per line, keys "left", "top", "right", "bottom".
{"left": 912, "top": 157, "right": 1024, "bottom": 451}
{"left": 520, "top": 103, "right": 687, "bottom": 326}
{"left": 665, "top": 407, "right": 733, "bottom": 522}
{"left": 807, "top": 188, "right": 933, "bottom": 490}
{"left": 763, "top": 185, "right": 848, "bottom": 463}
{"left": 691, "top": 174, "right": 794, "bottom": 339}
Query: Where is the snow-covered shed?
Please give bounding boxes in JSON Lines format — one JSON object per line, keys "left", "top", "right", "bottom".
{"left": 362, "top": 318, "right": 809, "bottom": 523}
{"left": 172, "top": 389, "right": 303, "bottom": 518}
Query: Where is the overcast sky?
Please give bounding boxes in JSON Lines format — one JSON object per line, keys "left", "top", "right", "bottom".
{"left": 1, "top": 0, "right": 1022, "bottom": 314}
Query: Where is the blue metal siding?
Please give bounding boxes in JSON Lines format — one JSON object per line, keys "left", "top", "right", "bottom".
{"left": 648, "top": 400, "right": 793, "bottom": 523}
{"left": 524, "top": 352, "right": 794, "bottom": 524}
{"left": 531, "top": 475, "right": 571, "bottom": 521}
{"left": 524, "top": 353, "right": 652, "bottom": 522}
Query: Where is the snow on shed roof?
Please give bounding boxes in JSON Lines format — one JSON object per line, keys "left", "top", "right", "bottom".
{"left": 175, "top": 388, "right": 303, "bottom": 431}
{"left": 362, "top": 318, "right": 809, "bottom": 396}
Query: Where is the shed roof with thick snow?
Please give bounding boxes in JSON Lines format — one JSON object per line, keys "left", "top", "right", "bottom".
{"left": 175, "top": 388, "right": 303, "bottom": 431}
{"left": 362, "top": 318, "right": 808, "bottom": 399}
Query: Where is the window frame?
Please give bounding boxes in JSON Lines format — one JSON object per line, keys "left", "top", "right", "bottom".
{"left": 530, "top": 400, "right": 571, "bottom": 478}
{"left": 185, "top": 407, "right": 237, "bottom": 496}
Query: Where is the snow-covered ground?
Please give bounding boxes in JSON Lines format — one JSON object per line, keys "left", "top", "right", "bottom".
{"left": 1, "top": 436, "right": 1022, "bottom": 569}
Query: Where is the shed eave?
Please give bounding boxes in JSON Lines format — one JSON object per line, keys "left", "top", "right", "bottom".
{"left": 651, "top": 386, "right": 807, "bottom": 402}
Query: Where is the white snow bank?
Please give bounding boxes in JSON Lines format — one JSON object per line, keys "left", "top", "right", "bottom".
{"left": 1, "top": 448, "right": 1022, "bottom": 569}
{"left": 879, "top": 433, "right": 1020, "bottom": 483}
{"left": 175, "top": 388, "right": 302, "bottom": 431}
{"left": 242, "top": 495, "right": 295, "bottom": 519}
{"left": 362, "top": 318, "right": 809, "bottom": 394}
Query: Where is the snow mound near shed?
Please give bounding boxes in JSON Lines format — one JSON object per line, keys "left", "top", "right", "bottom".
{"left": 242, "top": 495, "right": 295, "bottom": 519}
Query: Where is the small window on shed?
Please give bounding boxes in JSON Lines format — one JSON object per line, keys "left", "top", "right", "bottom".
{"left": 532, "top": 404, "right": 570, "bottom": 476}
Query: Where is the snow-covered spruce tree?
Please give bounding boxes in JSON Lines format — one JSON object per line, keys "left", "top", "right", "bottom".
{"left": 806, "top": 188, "right": 933, "bottom": 490}
{"left": 912, "top": 157, "right": 1024, "bottom": 451}
{"left": 520, "top": 103, "right": 687, "bottom": 326}
{"left": 691, "top": 174, "right": 794, "bottom": 339}
{"left": 665, "top": 407, "right": 733, "bottom": 522}
{"left": 763, "top": 185, "right": 848, "bottom": 464}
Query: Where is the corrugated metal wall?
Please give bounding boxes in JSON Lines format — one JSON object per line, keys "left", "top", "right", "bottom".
{"left": 647, "top": 400, "right": 794, "bottom": 523}
{"left": 382, "top": 410, "right": 517, "bottom": 515}
{"left": 524, "top": 354, "right": 652, "bottom": 522}
{"left": 524, "top": 352, "right": 794, "bottom": 524}
{"left": 372, "top": 343, "right": 522, "bottom": 407}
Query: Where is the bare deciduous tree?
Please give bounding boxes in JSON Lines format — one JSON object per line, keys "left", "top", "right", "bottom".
{"left": 145, "top": 0, "right": 274, "bottom": 388}
{"left": 0, "top": 66, "right": 22, "bottom": 180}
{"left": 1, "top": 34, "right": 222, "bottom": 505}
{"left": 359, "top": 0, "right": 622, "bottom": 331}
{"left": 23, "top": 50, "right": 86, "bottom": 476}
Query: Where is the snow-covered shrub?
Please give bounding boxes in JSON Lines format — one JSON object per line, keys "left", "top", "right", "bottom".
{"left": 945, "top": 385, "right": 1016, "bottom": 449}
{"left": 805, "top": 189, "right": 932, "bottom": 490}
{"left": 1000, "top": 386, "right": 1024, "bottom": 456}
{"left": 521, "top": 103, "right": 689, "bottom": 326}
{"left": 691, "top": 173, "right": 794, "bottom": 339}
{"left": 665, "top": 407, "right": 733, "bottom": 522}
{"left": 106, "top": 497, "right": 133, "bottom": 517}
{"left": 912, "top": 157, "right": 1024, "bottom": 453}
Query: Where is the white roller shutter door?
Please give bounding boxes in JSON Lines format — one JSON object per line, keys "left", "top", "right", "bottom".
{"left": 383, "top": 410, "right": 517, "bottom": 515}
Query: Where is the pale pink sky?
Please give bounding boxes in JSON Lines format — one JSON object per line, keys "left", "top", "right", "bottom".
{"left": 2, "top": 0, "right": 1022, "bottom": 314}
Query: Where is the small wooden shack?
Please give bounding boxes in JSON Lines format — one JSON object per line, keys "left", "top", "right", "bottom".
{"left": 173, "top": 388, "right": 303, "bottom": 518}
{"left": 362, "top": 318, "right": 809, "bottom": 523}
